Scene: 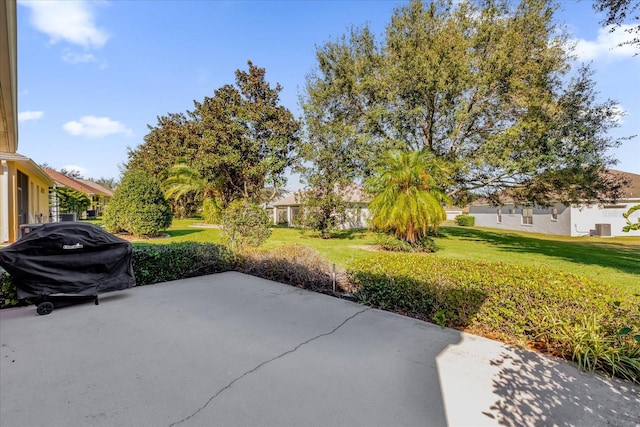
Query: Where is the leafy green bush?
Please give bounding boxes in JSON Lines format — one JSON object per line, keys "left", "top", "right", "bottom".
{"left": 132, "top": 243, "right": 237, "bottom": 286}
{"left": 56, "top": 187, "right": 91, "bottom": 218}
{"left": 103, "top": 169, "right": 173, "bottom": 236}
{"left": 221, "top": 200, "right": 271, "bottom": 251}
{"left": 454, "top": 214, "right": 475, "bottom": 226}
{"left": 202, "top": 197, "right": 222, "bottom": 224}
{"left": 377, "top": 234, "right": 438, "bottom": 253}
{"left": 239, "top": 244, "right": 336, "bottom": 292}
{"left": 0, "top": 270, "right": 19, "bottom": 309}
{"left": 348, "top": 253, "right": 640, "bottom": 382}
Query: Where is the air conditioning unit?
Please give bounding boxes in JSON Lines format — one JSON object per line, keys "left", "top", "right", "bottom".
{"left": 595, "top": 223, "right": 611, "bottom": 237}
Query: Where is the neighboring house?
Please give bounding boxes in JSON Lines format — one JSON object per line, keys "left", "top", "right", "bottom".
{"left": 444, "top": 206, "right": 465, "bottom": 221}
{"left": 269, "top": 185, "right": 370, "bottom": 229}
{"left": 77, "top": 179, "right": 114, "bottom": 217}
{"left": 469, "top": 170, "right": 640, "bottom": 237}
{"left": 0, "top": 0, "right": 54, "bottom": 244}
{"left": 44, "top": 169, "right": 114, "bottom": 219}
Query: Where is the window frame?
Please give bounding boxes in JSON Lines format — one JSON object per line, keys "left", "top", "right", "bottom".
{"left": 522, "top": 207, "right": 533, "bottom": 225}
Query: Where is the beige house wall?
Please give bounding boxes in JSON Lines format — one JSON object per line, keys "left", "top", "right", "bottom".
{"left": 1, "top": 157, "right": 53, "bottom": 243}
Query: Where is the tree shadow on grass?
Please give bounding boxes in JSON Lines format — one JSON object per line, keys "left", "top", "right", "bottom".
{"left": 439, "top": 227, "right": 639, "bottom": 276}
{"left": 328, "top": 228, "right": 369, "bottom": 240}
{"left": 485, "top": 348, "right": 640, "bottom": 426}
{"left": 166, "top": 229, "right": 202, "bottom": 238}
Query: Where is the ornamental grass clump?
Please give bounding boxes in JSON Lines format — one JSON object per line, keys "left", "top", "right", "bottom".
{"left": 347, "top": 253, "right": 639, "bottom": 383}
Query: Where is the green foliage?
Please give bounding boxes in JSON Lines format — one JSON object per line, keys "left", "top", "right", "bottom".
{"left": 377, "top": 234, "right": 437, "bottom": 253}
{"left": 304, "top": 0, "right": 628, "bottom": 205}
{"left": 348, "top": 253, "right": 639, "bottom": 382}
{"left": 455, "top": 215, "right": 475, "bottom": 226}
{"left": 295, "top": 188, "right": 349, "bottom": 238}
{"left": 0, "top": 270, "right": 19, "bottom": 309}
{"left": 221, "top": 200, "right": 272, "bottom": 251}
{"left": 538, "top": 309, "right": 640, "bottom": 383}
{"left": 128, "top": 61, "right": 299, "bottom": 208}
{"left": 622, "top": 205, "right": 640, "bottom": 232}
{"left": 202, "top": 197, "right": 222, "bottom": 224}
{"left": 239, "top": 244, "right": 335, "bottom": 292}
{"left": 131, "top": 243, "right": 237, "bottom": 286}
{"left": 367, "top": 151, "right": 449, "bottom": 243}
{"left": 103, "top": 169, "right": 173, "bottom": 236}
{"left": 56, "top": 187, "right": 91, "bottom": 217}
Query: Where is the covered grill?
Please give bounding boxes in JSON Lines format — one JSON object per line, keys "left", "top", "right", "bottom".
{"left": 0, "top": 222, "right": 135, "bottom": 315}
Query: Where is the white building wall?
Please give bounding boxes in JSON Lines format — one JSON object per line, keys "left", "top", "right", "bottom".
{"left": 570, "top": 203, "right": 640, "bottom": 237}
{"left": 471, "top": 202, "right": 640, "bottom": 237}
{"left": 470, "top": 204, "right": 572, "bottom": 235}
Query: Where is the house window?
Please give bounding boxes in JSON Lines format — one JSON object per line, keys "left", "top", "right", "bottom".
{"left": 497, "top": 208, "right": 502, "bottom": 224}
{"left": 522, "top": 208, "right": 533, "bottom": 225}
{"left": 551, "top": 207, "right": 558, "bottom": 221}
{"left": 509, "top": 208, "right": 516, "bottom": 215}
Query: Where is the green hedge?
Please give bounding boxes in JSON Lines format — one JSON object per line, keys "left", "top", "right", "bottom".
{"left": 454, "top": 214, "right": 475, "bottom": 226}
{"left": 347, "top": 253, "right": 640, "bottom": 383}
{"left": 131, "top": 243, "right": 237, "bottom": 286}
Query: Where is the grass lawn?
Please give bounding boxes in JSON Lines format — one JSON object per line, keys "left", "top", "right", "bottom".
{"left": 127, "top": 218, "right": 640, "bottom": 294}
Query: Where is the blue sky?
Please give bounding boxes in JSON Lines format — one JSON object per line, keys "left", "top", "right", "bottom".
{"left": 16, "top": 0, "right": 640, "bottom": 189}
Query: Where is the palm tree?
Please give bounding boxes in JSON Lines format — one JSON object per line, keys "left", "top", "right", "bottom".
{"left": 367, "top": 150, "right": 450, "bottom": 243}
{"left": 162, "top": 160, "right": 222, "bottom": 221}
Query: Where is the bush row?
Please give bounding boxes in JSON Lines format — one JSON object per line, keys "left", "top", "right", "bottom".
{"left": 1, "top": 242, "right": 334, "bottom": 307}
{"left": 347, "top": 253, "right": 640, "bottom": 383}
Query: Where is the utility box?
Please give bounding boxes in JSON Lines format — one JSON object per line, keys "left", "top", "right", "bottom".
{"left": 60, "top": 213, "right": 76, "bottom": 222}
{"left": 595, "top": 223, "right": 611, "bottom": 237}
{"left": 18, "top": 223, "right": 46, "bottom": 239}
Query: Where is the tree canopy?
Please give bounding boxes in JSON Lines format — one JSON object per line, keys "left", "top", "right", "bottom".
{"left": 300, "top": 0, "right": 629, "bottom": 206}
{"left": 127, "top": 61, "right": 299, "bottom": 209}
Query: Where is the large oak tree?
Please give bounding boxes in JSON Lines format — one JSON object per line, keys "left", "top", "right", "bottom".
{"left": 127, "top": 61, "right": 299, "bottom": 209}
{"left": 300, "top": 0, "right": 629, "bottom": 206}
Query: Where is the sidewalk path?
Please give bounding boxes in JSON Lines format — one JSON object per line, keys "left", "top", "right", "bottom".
{"left": 1, "top": 272, "right": 639, "bottom": 426}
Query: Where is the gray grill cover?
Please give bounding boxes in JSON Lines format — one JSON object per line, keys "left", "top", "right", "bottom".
{"left": 0, "top": 222, "right": 135, "bottom": 299}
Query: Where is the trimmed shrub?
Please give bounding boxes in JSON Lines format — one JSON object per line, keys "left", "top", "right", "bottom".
{"left": 239, "top": 244, "right": 336, "bottom": 292}
{"left": 347, "top": 253, "right": 639, "bottom": 382}
{"left": 455, "top": 214, "right": 475, "bottom": 226}
{"left": 132, "top": 243, "right": 237, "bottom": 286}
{"left": 221, "top": 200, "right": 271, "bottom": 251}
{"left": 103, "top": 169, "right": 173, "bottom": 236}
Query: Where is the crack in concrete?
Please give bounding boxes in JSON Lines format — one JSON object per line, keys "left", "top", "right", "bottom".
{"left": 169, "top": 307, "right": 370, "bottom": 426}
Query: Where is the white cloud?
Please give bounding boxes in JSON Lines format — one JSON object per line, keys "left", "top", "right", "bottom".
{"left": 574, "top": 25, "right": 638, "bottom": 61}
{"left": 19, "top": 0, "right": 109, "bottom": 49}
{"left": 63, "top": 116, "right": 133, "bottom": 138}
{"left": 18, "top": 110, "right": 44, "bottom": 122}
{"left": 62, "top": 49, "right": 97, "bottom": 64}
{"left": 61, "top": 165, "right": 91, "bottom": 177}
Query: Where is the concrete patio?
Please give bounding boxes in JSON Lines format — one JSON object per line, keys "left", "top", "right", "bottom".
{"left": 1, "top": 272, "right": 639, "bottom": 426}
